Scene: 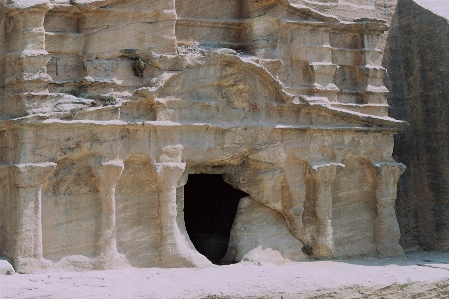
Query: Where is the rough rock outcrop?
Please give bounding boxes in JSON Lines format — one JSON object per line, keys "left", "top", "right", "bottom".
{"left": 222, "top": 196, "right": 307, "bottom": 264}
{"left": 0, "top": 0, "right": 405, "bottom": 273}
{"left": 386, "top": 0, "right": 449, "bottom": 251}
{"left": 290, "top": 0, "right": 397, "bottom": 23}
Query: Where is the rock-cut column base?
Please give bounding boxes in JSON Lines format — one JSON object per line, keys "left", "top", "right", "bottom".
{"left": 14, "top": 258, "right": 53, "bottom": 274}
{"left": 14, "top": 254, "right": 132, "bottom": 274}
{"left": 377, "top": 243, "right": 404, "bottom": 258}
{"left": 159, "top": 249, "right": 213, "bottom": 268}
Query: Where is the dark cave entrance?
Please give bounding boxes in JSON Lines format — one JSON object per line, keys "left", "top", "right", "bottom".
{"left": 184, "top": 174, "right": 248, "bottom": 264}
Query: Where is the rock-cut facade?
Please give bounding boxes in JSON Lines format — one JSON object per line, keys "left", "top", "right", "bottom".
{"left": 0, "top": 0, "right": 406, "bottom": 273}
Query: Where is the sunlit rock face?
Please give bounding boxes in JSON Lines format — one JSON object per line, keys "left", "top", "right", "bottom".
{"left": 0, "top": 0, "right": 405, "bottom": 273}
{"left": 290, "top": 0, "right": 397, "bottom": 23}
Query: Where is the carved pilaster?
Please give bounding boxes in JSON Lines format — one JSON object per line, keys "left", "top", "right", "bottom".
{"left": 373, "top": 162, "right": 406, "bottom": 257}
{"left": 360, "top": 27, "right": 388, "bottom": 106}
{"left": 155, "top": 161, "right": 186, "bottom": 254}
{"left": 152, "top": 139, "right": 210, "bottom": 267}
{"left": 310, "top": 163, "right": 343, "bottom": 259}
{"left": 362, "top": 32, "right": 383, "bottom": 67}
{"left": 154, "top": 161, "right": 210, "bottom": 267}
{"left": 283, "top": 161, "right": 308, "bottom": 242}
{"left": 5, "top": 8, "right": 51, "bottom": 94}
{"left": 2, "top": 5, "right": 52, "bottom": 117}
{"left": 360, "top": 66, "right": 389, "bottom": 105}
{"left": 95, "top": 160, "right": 124, "bottom": 258}
{"left": 7, "top": 162, "right": 56, "bottom": 271}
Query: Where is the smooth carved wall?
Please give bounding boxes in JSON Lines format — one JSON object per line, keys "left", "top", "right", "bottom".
{"left": 115, "top": 156, "right": 160, "bottom": 268}
{"left": 332, "top": 157, "right": 377, "bottom": 258}
{"left": 42, "top": 158, "right": 102, "bottom": 261}
{"left": 0, "top": 0, "right": 406, "bottom": 273}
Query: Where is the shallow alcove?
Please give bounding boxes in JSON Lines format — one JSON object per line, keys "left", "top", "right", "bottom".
{"left": 41, "top": 158, "right": 101, "bottom": 261}
{"left": 183, "top": 174, "right": 248, "bottom": 264}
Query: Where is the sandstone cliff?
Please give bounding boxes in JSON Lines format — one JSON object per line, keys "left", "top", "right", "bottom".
{"left": 0, "top": 0, "right": 406, "bottom": 273}
{"left": 386, "top": 0, "right": 449, "bottom": 251}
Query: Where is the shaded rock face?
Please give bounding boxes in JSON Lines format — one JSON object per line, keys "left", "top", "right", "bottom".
{"left": 0, "top": 0, "right": 405, "bottom": 273}
{"left": 386, "top": 0, "right": 449, "bottom": 251}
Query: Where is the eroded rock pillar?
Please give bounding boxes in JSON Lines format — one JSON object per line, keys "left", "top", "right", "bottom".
{"left": 96, "top": 160, "right": 124, "bottom": 260}
{"left": 9, "top": 162, "right": 56, "bottom": 272}
{"left": 310, "top": 163, "right": 342, "bottom": 259}
{"left": 155, "top": 162, "right": 185, "bottom": 259}
{"left": 154, "top": 161, "right": 211, "bottom": 267}
{"left": 373, "top": 162, "right": 405, "bottom": 257}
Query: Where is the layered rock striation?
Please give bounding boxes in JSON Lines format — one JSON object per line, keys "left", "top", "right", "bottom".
{"left": 386, "top": 0, "right": 449, "bottom": 251}
{"left": 0, "top": 0, "right": 406, "bottom": 273}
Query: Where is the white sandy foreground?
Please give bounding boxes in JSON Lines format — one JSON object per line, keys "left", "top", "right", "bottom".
{"left": 1, "top": 251, "right": 449, "bottom": 299}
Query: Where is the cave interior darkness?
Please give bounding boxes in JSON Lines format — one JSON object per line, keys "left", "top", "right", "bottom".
{"left": 183, "top": 174, "right": 249, "bottom": 264}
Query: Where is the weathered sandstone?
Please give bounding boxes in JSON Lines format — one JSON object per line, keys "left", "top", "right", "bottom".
{"left": 0, "top": 259, "right": 15, "bottom": 275}
{"left": 386, "top": 0, "right": 449, "bottom": 251}
{"left": 0, "top": 0, "right": 406, "bottom": 273}
{"left": 222, "top": 196, "right": 307, "bottom": 264}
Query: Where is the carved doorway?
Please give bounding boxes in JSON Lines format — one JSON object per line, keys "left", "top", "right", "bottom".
{"left": 184, "top": 174, "right": 248, "bottom": 264}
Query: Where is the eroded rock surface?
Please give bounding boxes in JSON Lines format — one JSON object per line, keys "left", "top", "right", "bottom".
{"left": 386, "top": 0, "right": 449, "bottom": 251}
{"left": 222, "top": 196, "right": 308, "bottom": 264}
{"left": 0, "top": 259, "right": 14, "bottom": 275}
{"left": 0, "top": 0, "right": 406, "bottom": 273}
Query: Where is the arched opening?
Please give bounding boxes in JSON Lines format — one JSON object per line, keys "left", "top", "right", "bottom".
{"left": 184, "top": 174, "right": 248, "bottom": 264}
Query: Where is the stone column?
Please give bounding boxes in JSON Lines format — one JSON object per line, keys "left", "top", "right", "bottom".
{"left": 155, "top": 162, "right": 185, "bottom": 256}
{"left": 373, "top": 162, "right": 406, "bottom": 257}
{"left": 95, "top": 160, "right": 124, "bottom": 260}
{"left": 150, "top": 123, "right": 211, "bottom": 267}
{"left": 310, "top": 163, "right": 342, "bottom": 259}
{"left": 359, "top": 20, "right": 389, "bottom": 108}
{"left": 2, "top": 5, "right": 52, "bottom": 117}
{"left": 154, "top": 161, "right": 210, "bottom": 267}
{"left": 9, "top": 162, "right": 56, "bottom": 272}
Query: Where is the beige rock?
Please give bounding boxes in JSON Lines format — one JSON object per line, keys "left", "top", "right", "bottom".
{"left": 222, "top": 196, "right": 308, "bottom": 264}
{"left": 0, "top": 259, "right": 14, "bottom": 275}
{"left": 0, "top": 0, "right": 406, "bottom": 273}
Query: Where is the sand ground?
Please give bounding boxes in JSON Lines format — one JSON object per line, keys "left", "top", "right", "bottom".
{"left": 1, "top": 251, "right": 449, "bottom": 299}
